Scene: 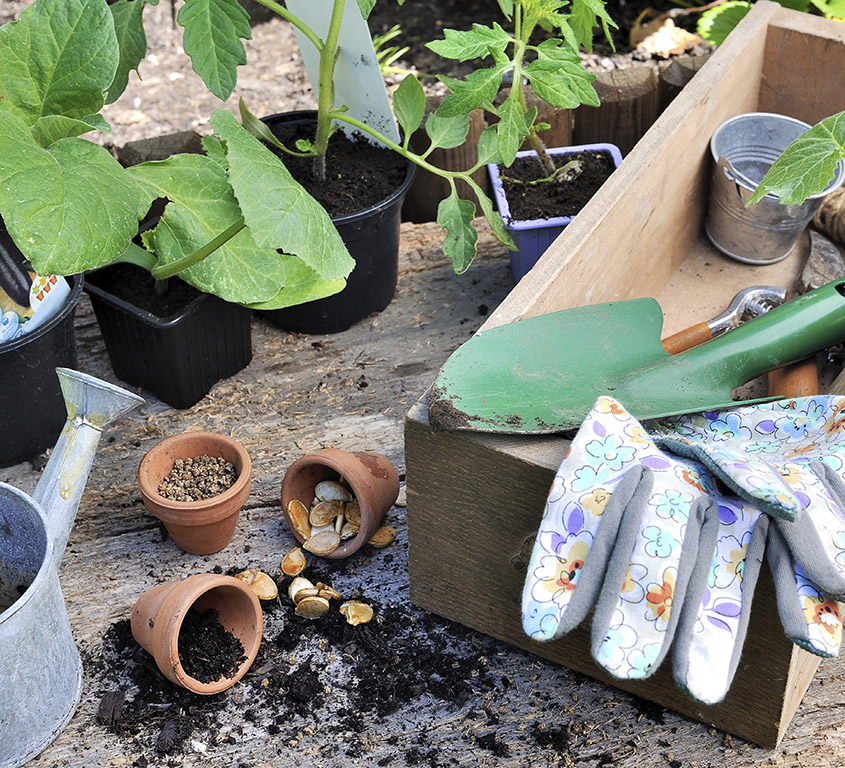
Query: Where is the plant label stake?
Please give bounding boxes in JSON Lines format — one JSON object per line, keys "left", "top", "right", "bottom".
{"left": 285, "top": 0, "right": 400, "bottom": 145}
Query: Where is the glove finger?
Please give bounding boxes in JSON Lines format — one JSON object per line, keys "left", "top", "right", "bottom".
{"left": 673, "top": 501, "right": 767, "bottom": 705}
{"left": 768, "top": 525, "right": 844, "bottom": 657}
{"left": 772, "top": 460, "right": 845, "bottom": 599}
{"left": 590, "top": 464, "right": 720, "bottom": 681}
{"left": 522, "top": 398, "right": 651, "bottom": 642}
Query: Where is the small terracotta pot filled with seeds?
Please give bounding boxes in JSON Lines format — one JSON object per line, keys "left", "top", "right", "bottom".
{"left": 139, "top": 432, "right": 252, "bottom": 555}
{"left": 281, "top": 449, "right": 399, "bottom": 559}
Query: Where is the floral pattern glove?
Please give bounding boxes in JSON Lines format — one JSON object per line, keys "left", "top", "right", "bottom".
{"left": 649, "top": 396, "right": 845, "bottom": 656}
{"left": 522, "top": 397, "right": 721, "bottom": 683}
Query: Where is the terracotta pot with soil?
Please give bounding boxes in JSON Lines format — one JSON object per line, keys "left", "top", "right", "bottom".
{"left": 281, "top": 448, "right": 400, "bottom": 559}
{"left": 139, "top": 432, "right": 251, "bottom": 555}
{"left": 131, "top": 573, "right": 263, "bottom": 694}
{"left": 257, "top": 112, "right": 415, "bottom": 335}
{"left": 488, "top": 143, "right": 623, "bottom": 281}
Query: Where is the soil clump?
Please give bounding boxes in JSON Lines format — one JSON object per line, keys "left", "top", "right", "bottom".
{"left": 177, "top": 608, "right": 248, "bottom": 684}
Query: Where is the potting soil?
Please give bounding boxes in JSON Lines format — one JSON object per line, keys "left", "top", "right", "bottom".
{"left": 177, "top": 607, "right": 247, "bottom": 684}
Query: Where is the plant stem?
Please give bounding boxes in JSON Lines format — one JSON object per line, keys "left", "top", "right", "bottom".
{"left": 312, "top": 0, "right": 347, "bottom": 181}
{"left": 149, "top": 217, "right": 247, "bottom": 280}
{"left": 116, "top": 241, "right": 158, "bottom": 271}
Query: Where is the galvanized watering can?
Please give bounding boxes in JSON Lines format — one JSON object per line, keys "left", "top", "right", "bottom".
{"left": 0, "top": 368, "right": 143, "bottom": 767}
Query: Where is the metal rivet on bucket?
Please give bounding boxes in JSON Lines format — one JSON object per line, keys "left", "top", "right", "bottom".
{"left": 705, "top": 112, "right": 845, "bottom": 265}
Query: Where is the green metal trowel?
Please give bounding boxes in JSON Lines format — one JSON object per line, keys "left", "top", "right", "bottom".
{"left": 428, "top": 279, "right": 845, "bottom": 434}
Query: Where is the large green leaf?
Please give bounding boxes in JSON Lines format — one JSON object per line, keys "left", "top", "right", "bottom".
{"left": 525, "top": 56, "right": 599, "bottom": 109}
{"left": 425, "top": 112, "right": 470, "bottom": 151}
{"left": 30, "top": 113, "right": 110, "bottom": 146}
{"left": 811, "top": 0, "right": 845, "bottom": 16}
{"left": 210, "top": 110, "right": 353, "bottom": 281}
{"left": 437, "top": 191, "right": 478, "bottom": 274}
{"left": 0, "top": 111, "right": 139, "bottom": 274}
{"left": 128, "top": 153, "right": 285, "bottom": 304}
{"left": 177, "top": 0, "right": 251, "bottom": 101}
{"left": 247, "top": 255, "right": 346, "bottom": 310}
{"left": 0, "top": 0, "right": 119, "bottom": 126}
{"left": 566, "top": 0, "right": 618, "bottom": 52}
{"left": 425, "top": 23, "right": 511, "bottom": 62}
{"left": 107, "top": 0, "right": 150, "bottom": 104}
{"left": 750, "top": 112, "right": 845, "bottom": 206}
{"left": 475, "top": 187, "right": 515, "bottom": 250}
{"left": 496, "top": 90, "right": 530, "bottom": 167}
{"left": 697, "top": 1, "right": 752, "bottom": 46}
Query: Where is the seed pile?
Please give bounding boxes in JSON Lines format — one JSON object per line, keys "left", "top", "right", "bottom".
{"left": 287, "top": 477, "right": 396, "bottom": 555}
{"left": 157, "top": 455, "right": 237, "bottom": 502}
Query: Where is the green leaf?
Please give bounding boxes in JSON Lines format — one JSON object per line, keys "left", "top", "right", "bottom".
{"left": 567, "top": 0, "right": 618, "bottom": 52}
{"left": 239, "top": 97, "right": 289, "bottom": 152}
{"left": 777, "top": 0, "right": 810, "bottom": 10}
{"left": 475, "top": 125, "right": 502, "bottom": 166}
{"left": 177, "top": 0, "right": 251, "bottom": 101}
{"left": 697, "top": 1, "right": 752, "bottom": 46}
{"left": 129, "top": 153, "right": 285, "bottom": 304}
{"left": 247, "top": 255, "right": 346, "bottom": 310}
{"left": 437, "top": 191, "right": 478, "bottom": 274}
{"left": 394, "top": 74, "right": 427, "bottom": 139}
{"left": 425, "top": 112, "right": 470, "bottom": 150}
{"left": 30, "top": 114, "right": 110, "bottom": 146}
{"left": 475, "top": 188, "right": 515, "bottom": 250}
{"left": 436, "top": 63, "right": 508, "bottom": 118}
{"left": 749, "top": 112, "right": 845, "bottom": 206}
{"left": 496, "top": 91, "right": 530, "bottom": 167}
{"left": 525, "top": 57, "right": 599, "bottom": 109}
{"left": 357, "top": 0, "right": 377, "bottom": 18}
{"left": 0, "top": 0, "right": 119, "bottom": 126}
{"left": 497, "top": 0, "right": 514, "bottom": 19}
{"left": 425, "top": 23, "right": 511, "bottom": 62}
{"left": 107, "top": 0, "right": 148, "bottom": 104}
{"left": 210, "top": 110, "right": 353, "bottom": 281}
{"left": 201, "top": 134, "right": 228, "bottom": 167}
{"left": 0, "top": 111, "right": 139, "bottom": 275}
{"left": 811, "top": 0, "right": 845, "bottom": 17}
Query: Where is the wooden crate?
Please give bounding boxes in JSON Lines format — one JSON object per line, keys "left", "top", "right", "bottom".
{"left": 405, "top": 2, "right": 845, "bottom": 749}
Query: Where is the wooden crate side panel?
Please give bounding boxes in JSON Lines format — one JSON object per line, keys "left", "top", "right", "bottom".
{"left": 759, "top": 13, "right": 845, "bottom": 124}
{"left": 405, "top": 397, "right": 817, "bottom": 748}
{"left": 482, "top": 1, "right": 783, "bottom": 332}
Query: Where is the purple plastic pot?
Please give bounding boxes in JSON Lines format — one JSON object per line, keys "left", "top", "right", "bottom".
{"left": 488, "top": 143, "right": 623, "bottom": 281}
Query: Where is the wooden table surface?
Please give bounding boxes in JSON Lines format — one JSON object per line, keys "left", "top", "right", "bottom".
{"left": 3, "top": 220, "right": 844, "bottom": 768}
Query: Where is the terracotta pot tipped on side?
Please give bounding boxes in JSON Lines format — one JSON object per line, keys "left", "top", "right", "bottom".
{"left": 281, "top": 448, "right": 400, "bottom": 559}
{"left": 138, "top": 432, "right": 251, "bottom": 555}
{"left": 131, "top": 573, "right": 263, "bottom": 695}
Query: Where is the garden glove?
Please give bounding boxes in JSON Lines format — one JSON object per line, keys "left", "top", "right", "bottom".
{"left": 649, "top": 396, "right": 845, "bottom": 599}
{"left": 522, "top": 396, "right": 722, "bottom": 683}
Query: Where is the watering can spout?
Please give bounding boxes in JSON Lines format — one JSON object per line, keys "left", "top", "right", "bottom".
{"left": 32, "top": 368, "right": 144, "bottom": 560}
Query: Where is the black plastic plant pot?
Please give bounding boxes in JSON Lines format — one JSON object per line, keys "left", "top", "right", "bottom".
{"left": 84, "top": 267, "right": 252, "bottom": 409}
{"left": 0, "top": 273, "right": 83, "bottom": 467}
{"left": 258, "top": 111, "right": 415, "bottom": 335}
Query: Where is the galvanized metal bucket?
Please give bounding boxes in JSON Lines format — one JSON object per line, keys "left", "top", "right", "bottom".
{"left": 0, "top": 369, "right": 143, "bottom": 768}
{"left": 705, "top": 112, "right": 845, "bottom": 264}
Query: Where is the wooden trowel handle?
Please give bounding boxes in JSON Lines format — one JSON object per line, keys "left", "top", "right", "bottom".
{"left": 768, "top": 358, "right": 819, "bottom": 397}
{"left": 661, "top": 322, "right": 712, "bottom": 355}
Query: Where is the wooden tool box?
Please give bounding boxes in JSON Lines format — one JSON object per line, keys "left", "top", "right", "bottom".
{"left": 405, "top": 2, "right": 845, "bottom": 748}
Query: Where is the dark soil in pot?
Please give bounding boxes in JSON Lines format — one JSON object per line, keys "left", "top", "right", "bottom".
{"left": 263, "top": 119, "right": 408, "bottom": 218}
{"left": 499, "top": 149, "right": 618, "bottom": 221}
{"left": 87, "top": 262, "right": 203, "bottom": 319}
{"left": 178, "top": 608, "right": 247, "bottom": 684}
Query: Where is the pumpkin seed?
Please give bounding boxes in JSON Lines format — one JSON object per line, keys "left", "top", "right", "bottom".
{"left": 315, "top": 480, "right": 353, "bottom": 503}
{"left": 287, "top": 498, "right": 312, "bottom": 541}
{"left": 234, "top": 569, "right": 278, "bottom": 600}
{"left": 345, "top": 500, "right": 361, "bottom": 525}
{"left": 281, "top": 547, "right": 307, "bottom": 576}
{"left": 316, "top": 583, "right": 342, "bottom": 601}
{"left": 339, "top": 521, "right": 359, "bottom": 540}
{"left": 339, "top": 600, "right": 374, "bottom": 625}
{"left": 310, "top": 499, "right": 343, "bottom": 527}
{"left": 368, "top": 526, "right": 396, "bottom": 548}
{"left": 295, "top": 595, "right": 331, "bottom": 619}
{"left": 288, "top": 576, "right": 315, "bottom": 603}
{"left": 304, "top": 527, "right": 341, "bottom": 556}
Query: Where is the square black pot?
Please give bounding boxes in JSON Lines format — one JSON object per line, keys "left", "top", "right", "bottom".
{"left": 85, "top": 268, "right": 252, "bottom": 409}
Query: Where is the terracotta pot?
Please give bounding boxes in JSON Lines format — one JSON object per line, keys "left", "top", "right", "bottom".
{"left": 281, "top": 449, "right": 399, "bottom": 559}
{"left": 131, "top": 573, "right": 263, "bottom": 694}
{"left": 138, "top": 432, "right": 251, "bottom": 555}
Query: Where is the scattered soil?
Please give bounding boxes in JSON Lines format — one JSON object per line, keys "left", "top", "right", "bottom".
{"left": 158, "top": 456, "right": 238, "bottom": 502}
{"left": 497, "top": 149, "right": 618, "bottom": 222}
{"left": 177, "top": 608, "right": 248, "bottom": 684}
{"left": 86, "top": 263, "right": 203, "bottom": 319}
{"left": 262, "top": 115, "right": 409, "bottom": 218}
